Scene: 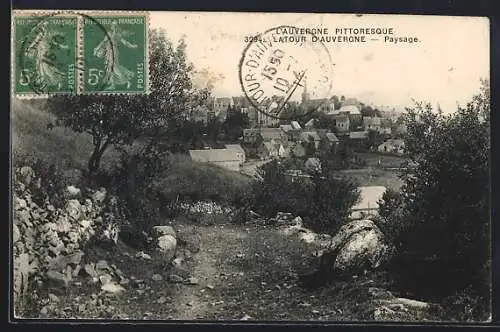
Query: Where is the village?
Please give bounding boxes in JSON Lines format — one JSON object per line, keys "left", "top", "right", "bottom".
{"left": 185, "top": 84, "right": 409, "bottom": 217}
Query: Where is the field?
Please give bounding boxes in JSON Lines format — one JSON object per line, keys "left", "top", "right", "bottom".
{"left": 338, "top": 168, "right": 404, "bottom": 191}
{"left": 355, "top": 151, "right": 408, "bottom": 169}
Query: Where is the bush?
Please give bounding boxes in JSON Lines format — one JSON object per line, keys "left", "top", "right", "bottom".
{"left": 375, "top": 188, "right": 409, "bottom": 246}
{"left": 377, "top": 82, "right": 490, "bottom": 311}
{"left": 104, "top": 145, "right": 168, "bottom": 232}
{"left": 250, "top": 160, "right": 360, "bottom": 234}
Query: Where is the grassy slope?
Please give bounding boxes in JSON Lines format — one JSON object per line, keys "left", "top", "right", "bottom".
{"left": 11, "top": 98, "right": 119, "bottom": 172}
{"left": 11, "top": 98, "right": 250, "bottom": 194}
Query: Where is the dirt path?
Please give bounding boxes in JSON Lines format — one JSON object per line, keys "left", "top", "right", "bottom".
{"left": 171, "top": 224, "right": 248, "bottom": 320}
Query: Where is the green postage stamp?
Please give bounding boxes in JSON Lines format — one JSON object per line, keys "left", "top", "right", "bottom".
{"left": 82, "top": 14, "right": 148, "bottom": 94}
{"left": 13, "top": 13, "right": 78, "bottom": 95}
{"left": 11, "top": 10, "right": 149, "bottom": 97}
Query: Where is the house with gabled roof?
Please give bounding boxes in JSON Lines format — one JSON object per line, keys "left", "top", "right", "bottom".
{"left": 332, "top": 114, "right": 350, "bottom": 133}
{"left": 300, "top": 131, "right": 322, "bottom": 148}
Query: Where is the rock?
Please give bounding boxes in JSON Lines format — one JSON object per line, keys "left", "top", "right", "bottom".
{"left": 292, "top": 216, "right": 303, "bottom": 226}
{"left": 157, "top": 235, "right": 177, "bottom": 262}
{"left": 91, "top": 188, "right": 107, "bottom": 204}
{"left": 79, "top": 219, "right": 93, "bottom": 229}
{"left": 206, "top": 284, "right": 214, "bottom": 290}
{"left": 152, "top": 274, "right": 163, "bottom": 281}
{"left": 65, "top": 200, "right": 82, "bottom": 221}
{"left": 48, "top": 293, "right": 59, "bottom": 303}
{"left": 19, "top": 166, "right": 34, "bottom": 185}
{"left": 136, "top": 251, "right": 152, "bottom": 260}
{"left": 240, "top": 314, "right": 252, "bottom": 320}
{"left": 157, "top": 296, "right": 167, "bottom": 304}
{"left": 298, "top": 231, "right": 316, "bottom": 243}
{"left": 84, "top": 264, "right": 97, "bottom": 278}
{"left": 99, "top": 274, "right": 113, "bottom": 285}
{"left": 14, "top": 197, "right": 27, "bottom": 210}
{"left": 96, "top": 260, "right": 110, "bottom": 271}
{"left": 319, "top": 220, "right": 393, "bottom": 277}
{"left": 66, "top": 185, "right": 81, "bottom": 197}
{"left": 40, "top": 306, "right": 49, "bottom": 316}
{"left": 120, "top": 278, "right": 130, "bottom": 285}
{"left": 186, "top": 277, "right": 199, "bottom": 285}
{"left": 13, "top": 224, "right": 20, "bottom": 243}
{"left": 101, "top": 282, "right": 125, "bottom": 294}
{"left": 373, "top": 297, "right": 434, "bottom": 321}
{"left": 172, "top": 256, "right": 183, "bottom": 267}
{"left": 46, "top": 271, "right": 68, "bottom": 287}
{"left": 168, "top": 274, "right": 184, "bottom": 283}
{"left": 152, "top": 225, "right": 176, "bottom": 238}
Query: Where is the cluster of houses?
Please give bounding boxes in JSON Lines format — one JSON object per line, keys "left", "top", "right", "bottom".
{"left": 187, "top": 91, "right": 408, "bottom": 172}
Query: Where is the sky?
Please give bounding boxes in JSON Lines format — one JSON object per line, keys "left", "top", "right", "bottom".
{"left": 150, "top": 12, "right": 489, "bottom": 114}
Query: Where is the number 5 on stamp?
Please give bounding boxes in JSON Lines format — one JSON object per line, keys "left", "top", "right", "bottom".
{"left": 82, "top": 14, "right": 148, "bottom": 94}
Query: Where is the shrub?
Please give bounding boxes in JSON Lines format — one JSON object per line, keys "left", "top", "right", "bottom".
{"left": 377, "top": 81, "right": 490, "bottom": 309}
{"left": 250, "top": 160, "right": 360, "bottom": 234}
{"left": 375, "top": 188, "right": 409, "bottom": 246}
{"left": 105, "top": 145, "right": 169, "bottom": 232}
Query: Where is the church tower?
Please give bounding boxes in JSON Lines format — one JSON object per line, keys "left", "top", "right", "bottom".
{"left": 301, "top": 77, "right": 310, "bottom": 104}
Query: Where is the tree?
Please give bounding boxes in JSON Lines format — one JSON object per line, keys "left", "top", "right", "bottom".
{"left": 46, "top": 29, "right": 208, "bottom": 178}
{"left": 303, "top": 135, "right": 316, "bottom": 158}
{"left": 381, "top": 80, "right": 490, "bottom": 300}
{"left": 367, "top": 129, "right": 383, "bottom": 150}
{"left": 223, "top": 108, "right": 250, "bottom": 141}
{"left": 251, "top": 159, "right": 360, "bottom": 234}
{"left": 316, "top": 113, "right": 333, "bottom": 130}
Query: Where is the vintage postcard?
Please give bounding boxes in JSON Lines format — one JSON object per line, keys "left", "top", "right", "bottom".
{"left": 11, "top": 10, "right": 491, "bottom": 323}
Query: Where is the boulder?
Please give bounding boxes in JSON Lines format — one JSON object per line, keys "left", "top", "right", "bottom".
{"left": 152, "top": 225, "right": 176, "bottom": 238}
{"left": 65, "top": 200, "right": 82, "bottom": 221}
{"left": 13, "top": 224, "right": 20, "bottom": 243}
{"left": 320, "top": 220, "right": 393, "bottom": 277}
{"left": 298, "top": 231, "right": 316, "bottom": 243}
{"left": 373, "top": 297, "right": 436, "bottom": 321}
{"left": 19, "top": 166, "right": 35, "bottom": 185}
{"left": 157, "top": 235, "right": 177, "bottom": 261}
{"left": 66, "top": 185, "right": 81, "bottom": 197}
{"left": 14, "top": 197, "right": 27, "bottom": 210}
{"left": 91, "top": 188, "right": 107, "bottom": 204}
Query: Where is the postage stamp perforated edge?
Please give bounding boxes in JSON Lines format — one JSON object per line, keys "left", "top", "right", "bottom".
{"left": 11, "top": 10, "right": 79, "bottom": 99}
{"left": 11, "top": 10, "right": 151, "bottom": 98}
{"left": 78, "top": 10, "right": 151, "bottom": 95}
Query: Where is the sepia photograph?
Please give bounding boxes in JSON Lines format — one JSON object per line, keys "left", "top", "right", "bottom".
{"left": 11, "top": 10, "right": 491, "bottom": 322}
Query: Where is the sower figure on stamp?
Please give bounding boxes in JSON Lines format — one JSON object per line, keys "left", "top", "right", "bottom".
{"left": 25, "top": 23, "right": 69, "bottom": 90}
{"left": 93, "top": 21, "right": 138, "bottom": 90}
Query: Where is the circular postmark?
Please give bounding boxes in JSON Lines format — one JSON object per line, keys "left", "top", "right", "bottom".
{"left": 239, "top": 25, "right": 334, "bottom": 121}
{"left": 16, "top": 12, "right": 114, "bottom": 95}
